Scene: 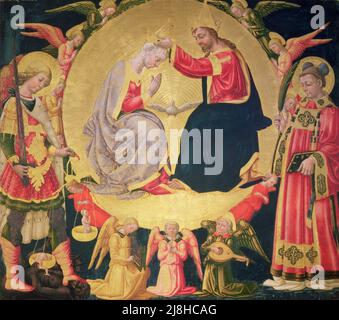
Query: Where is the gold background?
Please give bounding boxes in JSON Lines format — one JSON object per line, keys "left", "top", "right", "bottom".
{"left": 62, "top": 0, "right": 280, "bottom": 229}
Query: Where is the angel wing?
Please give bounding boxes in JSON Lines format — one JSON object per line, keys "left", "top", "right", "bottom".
{"left": 206, "top": 0, "right": 232, "bottom": 15}
{"left": 233, "top": 220, "right": 270, "bottom": 263}
{"left": 286, "top": 23, "right": 332, "bottom": 61}
{"left": 254, "top": 1, "right": 300, "bottom": 18}
{"left": 116, "top": 0, "right": 148, "bottom": 16}
{"left": 45, "top": 1, "right": 98, "bottom": 16}
{"left": 88, "top": 216, "right": 118, "bottom": 269}
{"left": 181, "top": 229, "right": 203, "bottom": 280}
{"left": 145, "top": 227, "right": 164, "bottom": 266}
{"left": 20, "top": 23, "right": 67, "bottom": 48}
{"left": 0, "top": 55, "right": 24, "bottom": 110}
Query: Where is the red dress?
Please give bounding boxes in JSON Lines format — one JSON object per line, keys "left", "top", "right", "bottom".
{"left": 120, "top": 81, "right": 171, "bottom": 195}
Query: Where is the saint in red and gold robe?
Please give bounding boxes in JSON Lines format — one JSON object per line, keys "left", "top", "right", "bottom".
{"left": 272, "top": 95, "right": 339, "bottom": 281}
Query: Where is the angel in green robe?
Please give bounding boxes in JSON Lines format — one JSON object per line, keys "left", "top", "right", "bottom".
{"left": 45, "top": 0, "right": 117, "bottom": 40}
{"left": 207, "top": 0, "right": 300, "bottom": 60}
{"left": 45, "top": 0, "right": 149, "bottom": 41}
{"left": 198, "top": 215, "right": 270, "bottom": 298}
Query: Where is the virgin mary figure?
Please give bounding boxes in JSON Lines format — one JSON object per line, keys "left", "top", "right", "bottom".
{"left": 83, "top": 43, "right": 177, "bottom": 199}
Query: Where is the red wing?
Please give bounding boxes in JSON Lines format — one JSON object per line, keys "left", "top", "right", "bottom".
{"left": 145, "top": 227, "right": 164, "bottom": 266}
{"left": 0, "top": 55, "right": 24, "bottom": 108}
{"left": 21, "top": 23, "right": 67, "bottom": 48}
{"left": 182, "top": 229, "right": 203, "bottom": 280}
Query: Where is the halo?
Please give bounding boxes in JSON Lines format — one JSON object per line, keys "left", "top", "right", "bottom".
{"left": 72, "top": 225, "right": 99, "bottom": 242}
{"left": 291, "top": 56, "right": 335, "bottom": 96}
{"left": 17, "top": 51, "right": 61, "bottom": 96}
{"left": 29, "top": 253, "right": 56, "bottom": 270}
{"left": 218, "top": 212, "right": 237, "bottom": 231}
{"left": 269, "top": 32, "right": 286, "bottom": 46}
{"left": 232, "top": 0, "right": 248, "bottom": 9}
{"left": 62, "top": 0, "right": 279, "bottom": 230}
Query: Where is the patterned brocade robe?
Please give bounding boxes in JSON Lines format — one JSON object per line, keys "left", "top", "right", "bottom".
{"left": 0, "top": 95, "right": 63, "bottom": 212}
{"left": 272, "top": 95, "right": 339, "bottom": 281}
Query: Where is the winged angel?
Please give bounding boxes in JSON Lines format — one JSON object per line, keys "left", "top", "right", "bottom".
{"left": 145, "top": 222, "right": 203, "bottom": 297}
{"left": 206, "top": 0, "right": 300, "bottom": 59}
{"left": 45, "top": 0, "right": 149, "bottom": 40}
{"left": 86, "top": 216, "right": 151, "bottom": 300}
{"left": 269, "top": 23, "right": 332, "bottom": 78}
{"left": 199, "top": 216, "right": 270, "bottom": 297}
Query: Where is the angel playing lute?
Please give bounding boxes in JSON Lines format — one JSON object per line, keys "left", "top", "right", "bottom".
{"left": 87, "top": 217, "right": 152, "bottom": 300}
{"left": 146, "top": 221, "right": 203, "bottom": 297}
{"left": 198, "top": 215, "right": 270, "bottom": 298}
{"left": 269, "top": 23, "right": 332, "bottom": 78}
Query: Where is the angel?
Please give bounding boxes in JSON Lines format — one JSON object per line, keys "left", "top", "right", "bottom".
{"left": 87, "top": 217, "right": 151, "bottom": 300}
{"left": 20, "top": 23, "right": 84, "bottom": 81}
{"left": 207, "top": 0, "right": 300, "bottom": 59}
{"left": 149, "top": 100, "right": 197, "bottom": 116}
{"left": 146, "top": 221, "right": 203, "bottom": 297}
{"left": 45, "top": 0, "right": 117, "bottom": 40}
{"left": 269, "top": 23, "right": 332, "bottom": 78}
{"left": 199, "top": 215, "right": 269, "bottom": 297}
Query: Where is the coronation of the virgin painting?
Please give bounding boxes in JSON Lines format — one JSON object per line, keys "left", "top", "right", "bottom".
{"left": 0, "top": 0, "right": 338, "bottom": 303}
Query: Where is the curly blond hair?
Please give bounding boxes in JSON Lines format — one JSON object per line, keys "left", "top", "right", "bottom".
{"left": 17, "top": 62, "right": 51, "bottom": 86}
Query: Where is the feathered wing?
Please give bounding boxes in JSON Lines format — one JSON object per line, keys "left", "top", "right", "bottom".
{"left": 116, "top": 0, "right": 148, "bottom": 16}
{"left": 233, "top": 220, "right": 270, "bottom": 263}
{"left": 286, "top": 23, "right": 332, "bottom": 61}
{"left": 45, "top": 1, "right": 98, "bottom": 16}
{"left": 88, "top": 216, "right": 118, "bottom": 270}
{"left": 181, "top": 229, "right": 203, "bottom": 280}
{"left": 145, "top": 227, "right": 164, "bottom": 266}
{"left": 20, "top": 23, "right": 66, "bottom": 48}
{"left": 254, "top": 1, "right": 300, "bottom": 18}
{"left": 206, "top": 0, "right": 232, "bottom": 15}
{"left": 278, "top": 60, "right": 300, "bottom": 111}
{"left": 0, "top": 55, "right": 24, "bottom": 109}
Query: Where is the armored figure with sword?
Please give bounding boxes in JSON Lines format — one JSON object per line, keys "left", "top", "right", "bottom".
{"left": 0, "top": 52, "right": 83, "bottom": 292}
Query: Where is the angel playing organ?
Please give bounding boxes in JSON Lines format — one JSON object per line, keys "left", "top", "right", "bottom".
{"left": 87, "top": 217, "right": 152, "bottom": 300}
{"left": 146, "top": 221, "right": 203, "bottom": 297}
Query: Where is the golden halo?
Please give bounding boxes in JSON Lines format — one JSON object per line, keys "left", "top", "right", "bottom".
{"left": 17, "top": 51, "right": 61, "bottom": 96}
{"left": 62, "top": 0, "right": 280, "bottom": 230}
{"left": 292, "top": 56, "right": 335, "bottom": 96}
{"left": 269, "top": 32, "right": 286, "bottom": 46}
{"left": 29, "top": 253, "right": 56, "bottom": 270}
{"left": 232, "top": 0, "right": 248, "bottom": 9}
